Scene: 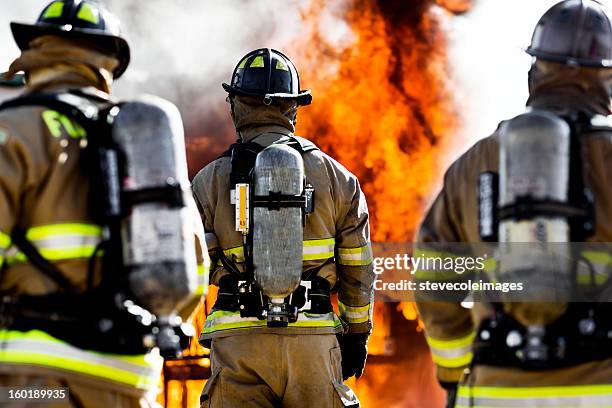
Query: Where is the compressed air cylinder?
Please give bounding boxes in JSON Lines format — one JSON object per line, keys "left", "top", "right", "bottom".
{"left": 498, "top": 110, "right": 572, "bottom": 304}
{"left": 252, "top": 144, "right": 305, "bottom": 299}
{"left": 113, "top": 96, "right": 197, "bottom": 316}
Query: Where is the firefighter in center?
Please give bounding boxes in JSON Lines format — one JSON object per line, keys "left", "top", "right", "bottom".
{"left": 192, "top": 48, "right": 375, "bottom": 407}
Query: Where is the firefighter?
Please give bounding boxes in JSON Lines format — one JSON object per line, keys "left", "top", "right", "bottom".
{"left": 192, "top": 48, "right": 374, "bottom": 407}
{"left": 0, "top": 1, "right": 206, "bottom": 407}
{"left": 415, "top": 0, "right": 612, "bottom": 406}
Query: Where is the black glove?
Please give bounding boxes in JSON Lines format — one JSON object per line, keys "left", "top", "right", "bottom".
{"left": 214, "top": 274, "right": 239, "bottom": 310}
{"left": 439, "top": 382, "right": 458, "bottom": 408}
{"left": 339, "top": 333, "right": 369, "bottom": 380}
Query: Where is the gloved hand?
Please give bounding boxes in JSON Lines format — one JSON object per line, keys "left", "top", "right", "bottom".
{"left": 439, "top": 381, "right": 458, "bottom": 408}
{"left": 214, "top": 274, "right": 239, "bottom": 310}
{"left": 339, "top": 333, "right": 369, "bottom": 380}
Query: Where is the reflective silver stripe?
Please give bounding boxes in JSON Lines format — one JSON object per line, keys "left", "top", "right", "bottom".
{"left": 5, "top": 338, "right": 153, "bottom": 375}
{"left": 202, "top": 310, "right": 342, "bottom": 334}
{"left": 0, "top": 330, "right": 162, "bottom": 389}
{"left": 32, "top": 235, "right": 101, "bottom": 250}
{"left": 337, "top": 244, "right": 373, "bottom": 266}
{"left": 426, "top": 332, "right": 475, "bottom": 368}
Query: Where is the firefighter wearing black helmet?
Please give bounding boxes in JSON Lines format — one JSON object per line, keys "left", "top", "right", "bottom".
{"left": 192, "top": 48, "right": 374, "bottom": 407}
{"left": 415, "top": 1, "right": 612, "bottom": 407}
{"left": 0, "top": 1, "right": 181, "bottom": 407}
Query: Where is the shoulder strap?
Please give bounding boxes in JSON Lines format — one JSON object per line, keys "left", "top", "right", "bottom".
{"left": 0, "top": 90, "right": 107, "bottom": 132}
{"left": 289, "top": 135, "right": 319, "bottom": 154}
{"left": 1, "top": 91, "right": 108, "bottom": 293}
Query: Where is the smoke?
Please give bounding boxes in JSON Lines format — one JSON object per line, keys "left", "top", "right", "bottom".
{"left": 448, "top": 0, "right": 567, "bottom": 153}
{"left": 0, "top": 0, "right": 313, "bottom": 172}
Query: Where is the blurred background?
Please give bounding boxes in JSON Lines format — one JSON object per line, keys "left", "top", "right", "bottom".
{"left": 0, "top": 0, "right": 568, "bottom": 406}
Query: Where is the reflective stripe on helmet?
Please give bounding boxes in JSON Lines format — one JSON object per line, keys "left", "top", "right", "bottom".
{"left": 456, "top": 384, "right": 612, "bottom": 407}
{"left": 76, "top": 2, "right": 100, "bottom": 24}
{"left": 337, "top": 244, "right": 373, "bottom": 266}
{"left": 201, "top": 309, "right": 342, "bottom": 335}
{"left": 338, "top": 301, "right": 371, "bottom": 324}
{"left": 42, "top": 1, "right": 64, "bottom": 20}
{"left": 425, "top": 331, "right": 475, "bottom": 368}
{"left": 7, "top": 223, "right": 102, "bottom": 264}
{"left": 250, "top": 56, "right": 265, "bottom": 68}
{"left": 0, "top": 329, "right": 162, "bottom": 390}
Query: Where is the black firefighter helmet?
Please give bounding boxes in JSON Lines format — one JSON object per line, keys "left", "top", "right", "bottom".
{"left": 223, "top": 48, "right": 312, "bottom": 106}
{"left": 10, "top": 0, "right": 131, "bottom": 78}
{"left": 526, "top": 0, "right": 612, "bottom": 67}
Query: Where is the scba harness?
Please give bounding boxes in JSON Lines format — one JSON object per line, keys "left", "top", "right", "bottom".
{"left": 214, "top": 136, "right": 333, "bottom": 327}
{"left": 475, "top": 110, "right": 612, "bottom": 369}
{"left": 0, "top": 90, "right": 193, "bottom": 358}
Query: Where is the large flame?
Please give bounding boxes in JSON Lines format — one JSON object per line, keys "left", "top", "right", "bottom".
{"left": 168, "top": 1, "right": 472, "bottom": 406}
{"left": 292, "top": 1, "right": 470, "bottom": 406}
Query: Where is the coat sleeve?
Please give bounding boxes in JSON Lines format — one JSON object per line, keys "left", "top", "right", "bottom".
{"left": 334, "top": 169, "right": 376, "bottom": 335}
{"left": 192, "top": 164, "right": 225, "bottom": 286}
{"left": 415, "top": 163, "right": 476, "bottom": 384}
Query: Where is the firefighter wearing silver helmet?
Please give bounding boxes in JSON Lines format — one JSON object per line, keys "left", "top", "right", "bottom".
{"left": 415, "top": 1, "right": 612, "bottom": 407}
{"left": 0, "top": 1, "right": 208, "bottom": 406}
{"left": 192, "top": 48, "right": 375, "bottom": 407}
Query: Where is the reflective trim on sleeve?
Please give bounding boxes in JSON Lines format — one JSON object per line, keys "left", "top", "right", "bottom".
{"left": 0, "top": 329, "right": 162, "bottom": 391}
{"left": 338, "top": 301, "right": 371, "bottom": 324}
{"left": 195, "top": 263, "right": 208, "bottom": 296}
{"left": 337, "top": 244, "right": 373, "bottom": 266}
{"left": 425, "top": 331, "right": 475, "bottom": 368}
{"left": 201, "top": 309, "right": 342, "bottom": 335}
{"left": 456, "top": 384, "right": 612, "bottom": 408}
{"left": 303, "top": 238, "right": 335, "bottom": 261}
{"left": 0, "top": 231, "right": 10, "bottom": 268}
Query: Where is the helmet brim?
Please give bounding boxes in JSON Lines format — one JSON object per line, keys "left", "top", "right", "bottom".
{"left": 525, "top": 46, "right": 612, "bottom": 68}
{"left": 11, "top": 22, "right": 131, "bottom": 79}
{"left": 223, "top": 83, "right": 313, "bottom": 106}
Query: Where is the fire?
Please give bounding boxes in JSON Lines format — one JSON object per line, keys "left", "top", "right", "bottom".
{"left": 170, "top": 1, "right": 473, "bottom": 406}
{"left": 293, "top": 1, "right": 471, "bottom": 406}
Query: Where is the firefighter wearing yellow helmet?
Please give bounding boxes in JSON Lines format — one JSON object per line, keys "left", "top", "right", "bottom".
{"left": 192, "top": 48, "right": 375, "bottom": 407}
{"left": 0, "top": 1, "right": 208, "bottom": 406}
{"left": 415, "top": 1, "right": 612, "bottom": 406}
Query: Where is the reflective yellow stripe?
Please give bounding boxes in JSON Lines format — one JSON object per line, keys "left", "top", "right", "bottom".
{"left": 337, "top": 244, "right": 373, "bottom": 266}
{"left": 0, "top": 231, "right": 9, "bottom": 269}
{"left": 201, "top": 310, "right": 342, "bottom": 335}
{"left": 0, "top": 231, "right": 10, "bottom": 249}
{"left": 338, "top": 301, "right": 371, "bottom": 324}
{"left": 456, "top": 384, "right": 612, "bottom": 407}
{"left": 303, "top": 238, "right": 335, "bottom": 261}
{"left": 426, "top": 331, "right": 475, "bottom": 368}
{"left": 195, "top": 263, "right": 208, "bottom": 296}
{"left": 250, "top": 56, "right": 265, "bottom": 68}
{"left": 222, "top": 238, "right": 336, "bottom": 264}
{"left": 76, "top": 2, "right": 99, "bottom": 24}
{"left": 26, "top": 224, "right": 101, "bottom": 240}
{"left": 7, "top": 223, "right": 102, "bottom": 264}
{"left": 0, "top": 330, "right": 162, "bottom": 390}
{"left": 42, "top": 1, "right": 64, "bottom": 19}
